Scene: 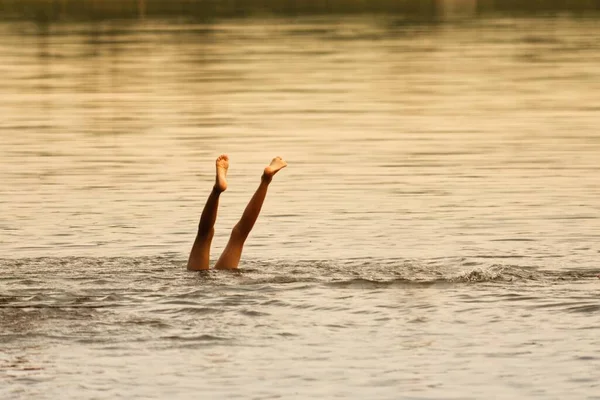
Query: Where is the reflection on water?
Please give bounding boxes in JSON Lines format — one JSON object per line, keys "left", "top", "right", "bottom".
{"left": 1, "top": 0, "right": 599, "bottom": 21}
{"left": 1, "top": 7, "right": 600, "bottom": 400}
{"left": 1, "top": 15, "right": 598, "bottom": 262}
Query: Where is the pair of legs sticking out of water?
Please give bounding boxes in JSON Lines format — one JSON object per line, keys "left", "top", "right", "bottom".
{"left": 187, "top": 155, "right": 287, "bottom": 270}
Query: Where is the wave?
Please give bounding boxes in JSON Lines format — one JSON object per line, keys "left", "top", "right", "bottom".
{"left": 1, "top": 256, "right": 598, "bottom": 290}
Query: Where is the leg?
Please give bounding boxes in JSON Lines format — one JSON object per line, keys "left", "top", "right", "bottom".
{"left": 215, "top": 157, "right": 287, "bottom": 269}
{"left": 187, "top": 155, "right": 229, "bottom": 271}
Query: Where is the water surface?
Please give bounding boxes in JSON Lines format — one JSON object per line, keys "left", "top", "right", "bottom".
{"left": 1, "top": 13, "right": 600, "bottom": 400}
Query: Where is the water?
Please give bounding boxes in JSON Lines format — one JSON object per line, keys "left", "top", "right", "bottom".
{"left": 1, "top": 9, "right": 600, "bottom": 400}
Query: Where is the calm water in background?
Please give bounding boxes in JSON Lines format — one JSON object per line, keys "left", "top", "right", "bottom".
{"left": 1, "top": 12, "right": 600, "bottom": 399}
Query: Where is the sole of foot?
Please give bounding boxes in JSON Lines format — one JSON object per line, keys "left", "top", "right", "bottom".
{"left": 215, "top": 154, "right": 229, "bottom": 192}
{"left": 264, "top": 156, "right": 287, "bottom": 179}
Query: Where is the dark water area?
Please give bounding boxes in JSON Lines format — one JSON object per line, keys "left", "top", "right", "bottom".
{"left": 1, "top": 0, "right": 600, "bottom": 21}
{"left": 1, "top": 3, "right": 600, "bottom": 399}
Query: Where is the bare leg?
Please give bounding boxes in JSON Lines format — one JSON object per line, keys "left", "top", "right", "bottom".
{"left": 215, "top": 157, "right": 287, "bottom": 270}
{"left": 187, "top": 155, "right": 229, "bottom": 271}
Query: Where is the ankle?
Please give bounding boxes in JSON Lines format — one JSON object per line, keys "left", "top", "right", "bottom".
{"left": 261, "top": 173, "right": 272, "bottom": 184}
{"left": 212, "top": 185, "right": 225, "bottom": 194}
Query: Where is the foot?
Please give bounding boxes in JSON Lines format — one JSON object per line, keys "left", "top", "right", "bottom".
{"left": 263, "top": 156, "right": 287, "bottom": 181}
{"left": 214, "top": 154, "right": 229, "bottom": 192}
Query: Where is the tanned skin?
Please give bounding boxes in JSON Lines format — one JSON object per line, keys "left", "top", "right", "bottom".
{"left": 187, "top": 155, "right": 287, "bottom": 271}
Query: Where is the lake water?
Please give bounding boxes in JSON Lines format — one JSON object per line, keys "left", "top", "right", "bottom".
{"left": 1, "top": 11, "right": 600, "bottom": 400}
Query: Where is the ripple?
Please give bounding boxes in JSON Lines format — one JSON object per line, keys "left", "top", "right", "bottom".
{"left": 239, "top": 309, "right": 270, "bottom": 317}
{"left": 160, "top": 334, "right": 231, "bottom": 342}
{"left": 152, "top": 306, "right": 221, "bottom": 316}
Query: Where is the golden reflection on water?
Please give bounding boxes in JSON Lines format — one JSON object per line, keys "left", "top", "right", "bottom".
{"left": 0, "top": 14, "right": 599, "bottom": 266}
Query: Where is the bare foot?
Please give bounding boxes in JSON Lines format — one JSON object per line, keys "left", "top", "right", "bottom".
{"left": 214, "top": 154, "right": 229, "bottom": 192}
{"left": 263, "top": 156, "right": 287, "bottom": 181}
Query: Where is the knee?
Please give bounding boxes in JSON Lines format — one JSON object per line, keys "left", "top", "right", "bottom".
{"left": 230, "top": 225, "right": 247, "bottom": 241}
{"left": 198, "top": 226, "right": 215, "bottom": 239}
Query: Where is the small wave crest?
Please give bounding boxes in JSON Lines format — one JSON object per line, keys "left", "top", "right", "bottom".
{"left": 1, "top": 256, "right": 597, "bottom": 291}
